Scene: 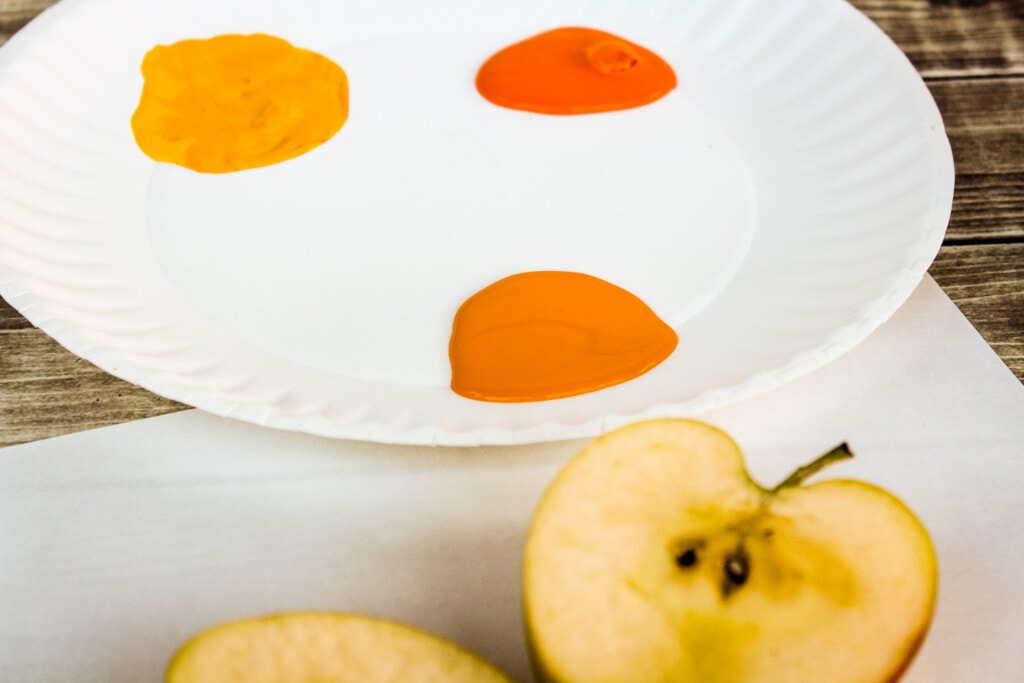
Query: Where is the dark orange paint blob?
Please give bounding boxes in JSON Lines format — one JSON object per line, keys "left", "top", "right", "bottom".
{"left": 449, "top": 271, "right": 678, "bottom": 402}
{"left": 131, "top": 33, "right": 348, "bottom": 174}
{"left": 475, "top": 27, "right": 677, "bottom": 115}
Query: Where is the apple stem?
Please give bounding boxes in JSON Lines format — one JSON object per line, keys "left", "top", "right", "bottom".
{"left": 770, "top": 442, "right": 854, "bottom": 492}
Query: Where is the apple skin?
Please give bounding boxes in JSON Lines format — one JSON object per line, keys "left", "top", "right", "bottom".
{"left": 522, "top": 419, "right": 938, "bottom": 683}
{"left": 166, "top": 612, "right": 514, "bottom": 683}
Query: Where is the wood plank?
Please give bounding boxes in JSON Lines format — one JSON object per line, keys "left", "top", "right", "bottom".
{"left": 0, "top": 0, "right": 55, "bottom": 44}
{"left": 852, "top": 0, "right": 1024, "bottom": 77}
{"left": 929, "top": 242, "right": 1024, "bottom": 381}
{"left": 0, "top": 295, "right": 32, "bottom": 330}
{"left": 945, "top": 170, "right": 1024, "bottom": 241}
{"left": 0, "top": 325, "right": 186, "bottom": 447}
{"left": 928, "top": 77, "right": 1024, "bottom": 241}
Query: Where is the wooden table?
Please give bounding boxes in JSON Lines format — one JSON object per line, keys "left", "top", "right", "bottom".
{"left": 1, "top": 0, "right": 1021, "bottom": 447}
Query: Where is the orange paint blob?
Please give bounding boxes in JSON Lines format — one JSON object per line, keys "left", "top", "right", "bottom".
{"left": 131, "top": 33, "right": 348, "bottom": 174}
{"left": 475, "top": 27, "right": 677, "bottom": 115}
{"left": 449, "top": 271, "right": 678, "bottom": 402}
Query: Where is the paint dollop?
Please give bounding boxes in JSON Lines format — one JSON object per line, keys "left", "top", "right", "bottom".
{"left": 131, "top": 33, "right": 348, "bottom": 173}
{"left": 449, "top": 271, "right": 678, "bottom": 402}
{"left": 475, "top": 27, "right": 677, "bottom": 115}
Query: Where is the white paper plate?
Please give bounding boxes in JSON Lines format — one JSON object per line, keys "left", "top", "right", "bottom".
{"left": 0, "top": 0, "right": 953, "bottom": 445}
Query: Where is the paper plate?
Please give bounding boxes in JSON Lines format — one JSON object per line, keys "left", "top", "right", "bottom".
{"left": 0, "top": 0, "right": 953, "bottom": 445}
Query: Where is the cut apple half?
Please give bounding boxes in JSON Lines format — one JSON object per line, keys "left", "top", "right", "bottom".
{"left": 523, "top": 419, "right": 938, "bottom": 683}
{"left": 166, "top": 612, "right": 514, "bottom": 683}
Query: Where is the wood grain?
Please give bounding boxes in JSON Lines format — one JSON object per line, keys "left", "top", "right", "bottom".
{"left": 851, "top": 0, "right": 1024, "bottom": 76}
{"left": 0, "top": 0, "right": 54, "bottom": 43}
{"left": 930, "top": 243, "right": 1024, "bottom": 380}
{"left": 930, "top": 78, "right": 1024, "bottom": 241}
{"left": 0, "top": 0, "right": 1021, "bottom": 447}
{"left": 0, "top": 328, "right": 186, "bottom": 445}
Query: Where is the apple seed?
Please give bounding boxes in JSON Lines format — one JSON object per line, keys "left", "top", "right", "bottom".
{"left": 675, "top": 547, "right": 699, "bottom": 568}
{"left": 722, "top": 546, "right": 750, "bottom": 598}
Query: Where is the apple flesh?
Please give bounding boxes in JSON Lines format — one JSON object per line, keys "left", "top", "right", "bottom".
{"left": 523, "top": 419, "right": 938, "bottom": 683}
{"left": 166, "top": 612, "right": 514, "bottom": 683}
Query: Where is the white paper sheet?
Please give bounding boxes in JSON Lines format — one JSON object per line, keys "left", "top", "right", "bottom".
{"left": 2, "top": 276, "right": 1022, "bottom": 682}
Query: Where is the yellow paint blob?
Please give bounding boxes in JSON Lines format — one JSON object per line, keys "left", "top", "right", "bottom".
{"left": 131, "top": 33, "right": 348, "bottom": 173}
{"left": 449, "top": 271, "right": 678, "bottom": 402}
{"left": 476, "top": 27, "right": 677, "bottom": 115}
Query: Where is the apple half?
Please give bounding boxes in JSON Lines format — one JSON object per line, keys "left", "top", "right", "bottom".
{"left": 166, "top": 612, "right": 513, "bottom": 683}
{"left": 523, "top": 419, "right": 938, "bottom": 683}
